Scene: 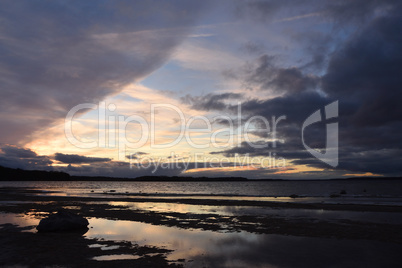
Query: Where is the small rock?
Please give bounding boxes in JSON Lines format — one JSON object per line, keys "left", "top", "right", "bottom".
{"left": 37, "top": 210, "right": 89, "bottom": 232}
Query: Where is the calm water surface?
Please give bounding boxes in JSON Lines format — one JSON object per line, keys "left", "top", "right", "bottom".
{"left": 1, "top": 179, "right": 402, "bottom": 197}
{"left": 1, "top": 180, "right": 402, "bottom": 267}
{"left": 2, "top": 213, "right": 401, "bottom": 267}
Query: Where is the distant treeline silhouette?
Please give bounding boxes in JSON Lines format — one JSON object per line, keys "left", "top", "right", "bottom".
{"left": 0, "top": 166, "right": 247, "bottom": 181}
{"left": 0, "top": 166, "right": 70, "bottom": 181}
{"left": 1, "top": 165, "right": 400, "bottom": 181}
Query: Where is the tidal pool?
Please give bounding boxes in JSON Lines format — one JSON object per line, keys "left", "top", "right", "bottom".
{"left": 85, "top": 217, "right": 402, "bottom": 267}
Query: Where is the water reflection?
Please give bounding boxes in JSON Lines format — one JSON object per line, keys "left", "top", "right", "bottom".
{"left": 108, "top": 201, "right": 402, "bottom": 224}
{"left": 2, "top": 180, "right": 402, "bottom": 198}
{"left": 86, "top": 217, "right": 259, "bottom": 262}
{"left": 1, "top": 212, "right": 401, "bottom": 267}
{"left": 92, "top": 254, "right": 141, "bottom": 261}
{"left": 86, "top": 217, "right": 402, "bottom": 267}
{"left": 0, "top": 213, "right": 39, "bottom": 231}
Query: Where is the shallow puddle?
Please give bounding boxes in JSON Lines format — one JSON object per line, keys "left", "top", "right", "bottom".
{"left": 0, "top": 213, "right": 39, "bottom": 232}
{"left": 85, "top": 217, "right": 402, "bottom": 267}
{"left": 92, "top": 254, "right": 141, "bottom": 261}
{"left": 107, "top": 201, "right": 402, "bottom": 224}
{"left": 1, "top": 212, "right": 402, "bottom": 267}
{"left": 88, "top": 244, "right": 120, "bottom": 250}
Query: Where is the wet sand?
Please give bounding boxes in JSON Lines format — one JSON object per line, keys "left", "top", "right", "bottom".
{"left": 0, "top": 224, "right": 180, "bottom": 267}
{"left": 1, "top": 187, "right": 402, "bottom": 267}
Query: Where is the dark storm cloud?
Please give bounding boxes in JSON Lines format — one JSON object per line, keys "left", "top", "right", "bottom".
{"left": 1, "top": 146, "right": 37, "bottom": 158}
{"left": 195, "top": 2, "right": 402, "bottom": 176}
{"left": 237, "top": 0, "right": 400, "bottom": 25}
{"left": 322, "top": 0, "right": 401, "bottom": 25}
{"left": 293, "top": 148, "right": 402, "bottom": 176}
{"left": 61, "top": 159, "right": 260, "bottom": 178}
{"left": 135, "top": 152, "right": 149, "bottom": 155}
{"left": 221, "top": 55, "right": 320, "bottom": 95}
{"left": 232, "top": 91, "right": 330, "bottom": 123}
{"left": 236, "top": 0, "right": 401, "bottom": 71}
{"left": 0, "top": 145, "right": 263, "bottom": 178}
{"left": 125, "top": 152, "right": 149, "bottom": 160}
{"left": 0, "top": 0, "right": 210, "bottom": 144}
{"left": 54, "top": 153, "right": 111, "bottom": 164}
{"left": 181, "top": 93, "right": 243, "bottom": 111}
{"left": 322, "top": 9, "right": 402, "bottom": 127}
{"left": 243, "top": 55, "right": 319, "bottom": 93}
{"left": 200, "top": 91, "right": 336, "bottom": 164}
{"left": 0, "top": 144, "right": 343, "bottom": 179}
{"left": 210, "top": 141, "right": 311, "bottom": 160}
{"left": 0, "top": 145, "right": 52, "bottom": 170}
{"left": 268, "top": 68, "right": 319, "bottom": 93}
{"left": 289, "top": 31, "right": 335, "bottom": 71}
{"left": 61, "top": 158, "right": 339, "bottom": 180}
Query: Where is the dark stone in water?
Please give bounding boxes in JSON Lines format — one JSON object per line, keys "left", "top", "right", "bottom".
{"left": 37, "top": 210, "right": 89, "bottom": 233}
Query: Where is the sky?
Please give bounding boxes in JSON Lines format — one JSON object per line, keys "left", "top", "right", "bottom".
{"left": 0, "top": 0, "right": 401, "bottom": 179}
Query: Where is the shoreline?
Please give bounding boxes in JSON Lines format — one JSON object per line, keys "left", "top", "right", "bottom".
{"left": 2, "top": 166, "right": 402, "bottom": 182}
{"left": 1, "top": 187, "right": 402, "bottom": 213}
{"left": 1, "top": 187, "right": 402, "bottom": 243}
{"left": 1, "top": 186, "right": 402, "bottom": 266}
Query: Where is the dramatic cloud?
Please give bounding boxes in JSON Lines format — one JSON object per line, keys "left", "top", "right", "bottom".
{"left": 0, "top": 145, "right": 52, "bottom": 170}
{"left": 181, "top": 93, "right": 243, "bottom": 111}
{"left": 238, "top": 0, "right": 399, "bottom": 25}
{"left": 193, "top": 2, "right": 402, "bottom": 176}
{"left": 126, "top": 152, "right": 149, "bottom": 160}
{"left": 0, "top": 0, "right": 210, "bottom": 144}
{"left": 236, "top": 0, "right": 401, "bottom": 71}
{"left": 241, "top": 55, "right": 319, "bottom": 94}
{"left": 1, "top": 146, "right": 38, "bottom": 159}
{"left": 54, "top": 153, "right": 112, "bottom": 164}
{"left": 0, "top": 146, "right": 266, "bottom": 178}
{"left": 1, "top": 1, "right": 401, "bottom": 179}
{"left": 322, "top": 8, "right": 402, "bottom": 127}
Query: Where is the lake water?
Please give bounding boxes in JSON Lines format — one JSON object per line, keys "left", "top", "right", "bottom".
{"left": 1, "top": 179, "right": 402, "bottom": 205}
{"left": 1, "top": 212, "right": 402, "bottom": 267}
{"left": 1, "top": 179, "right": 402, "bottom": 196}
{"left": 1, "top": 179, "right": 402, "bottom": 267}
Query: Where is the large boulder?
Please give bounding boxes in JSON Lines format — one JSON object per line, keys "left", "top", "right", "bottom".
{"left": 37, "top": 210, "right": 89, "bottom": 233}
